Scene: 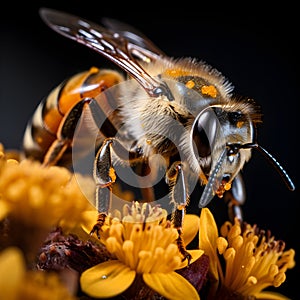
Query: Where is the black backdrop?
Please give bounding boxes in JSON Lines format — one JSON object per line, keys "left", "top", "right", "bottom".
{"left": 1, "top": 1, "right": 299, "bottom": 299}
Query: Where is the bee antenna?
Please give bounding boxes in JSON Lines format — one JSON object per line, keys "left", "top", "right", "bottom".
{"left": 241, "top": 143, "right": 295, "bottom": 191}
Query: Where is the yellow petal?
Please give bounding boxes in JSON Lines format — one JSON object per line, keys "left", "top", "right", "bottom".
{"left": 199, "top": 207, "right": 219, "bottom": 281}
{"left": 199, "top": 208, "right": 218, "bottom": 247}
{"left": 182, "top": 214, "right": 200, "bottom": 246}
{"left": 143, "top": 272, "right": 200, "bottom": 300}
{"left": 177, "top": 249, "right": 204, "bottom": 269}
{"left": 80, "top": 260, "right": 136, "bottom": 298}
{"left": 255, "top": 291, "right": 291, "bottom": 300}
{"left": 0, "top": 247, "right": 26, "bottom": 299}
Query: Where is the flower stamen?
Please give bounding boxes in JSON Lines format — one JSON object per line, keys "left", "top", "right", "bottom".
{"left": 200, "top": 208, "right": 296, "bottom": 299}
{"left": 102, "top": 202, "right": 183, "bottom": 275}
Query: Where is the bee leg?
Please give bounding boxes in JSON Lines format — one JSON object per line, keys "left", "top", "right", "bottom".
{"left": 90, "top": 137, "right": 144, "bottom": 238}
{"left": 166, "top": 162, "right": 192, "bottom": 265}
{"left": 43, "top": 98, "right": 93, "bottom": 167}
{"left": 223, "top": 172, "right": 246, "bottom": 222}
{"left": 89, "top": 138, "right": 115, "bottom": 238}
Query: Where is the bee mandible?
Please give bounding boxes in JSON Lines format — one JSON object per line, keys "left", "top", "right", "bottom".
{"left": 23, "top": 8, "right": 295, "bottom": 262}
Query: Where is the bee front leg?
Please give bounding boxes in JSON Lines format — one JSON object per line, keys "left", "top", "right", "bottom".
{"left": 223, "top": 172, "right": 246, "bottom": 222}
{"left": 166, "top": 162, "right": 192, "bottom": 264}
{"left": 90, "top": 137, "right": 144, "bottom": 238}
{"left": 90, "top": 138, "right": 115, "bottom": 238}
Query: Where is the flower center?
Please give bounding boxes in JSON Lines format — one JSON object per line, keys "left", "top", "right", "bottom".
{"left": 104, "top": 202, "right": 182, "bottom": 274}
{"left": 218, "top": 218, "right": 295, "bottom": 296}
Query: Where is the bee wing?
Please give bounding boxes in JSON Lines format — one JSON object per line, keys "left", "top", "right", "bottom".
{"left": 39, "top": 8, "right": 169, "bottom": 98}
{"left": 101, "top": 17, "right": 166, "bottom": 61}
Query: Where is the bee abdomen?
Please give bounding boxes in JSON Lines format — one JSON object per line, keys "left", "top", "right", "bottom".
{"left": 22, "top": 67, "right": 124, "bottom": 163}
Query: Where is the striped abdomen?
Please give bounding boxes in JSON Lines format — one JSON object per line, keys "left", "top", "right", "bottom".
{"left": 23, "top": 66, "right": 124, "bottom": 164}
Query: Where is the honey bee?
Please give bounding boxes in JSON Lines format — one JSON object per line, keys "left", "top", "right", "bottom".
{"left": 23, "top": 8, "right": 295, "bottom": 262}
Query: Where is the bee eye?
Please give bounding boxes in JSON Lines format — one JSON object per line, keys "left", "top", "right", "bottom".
{"left": 192, "top": 110, "right": 218, "bottom": 158}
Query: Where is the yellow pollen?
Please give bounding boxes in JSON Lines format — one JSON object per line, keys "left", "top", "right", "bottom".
{"left": 199, "top": 172, "right": 208, "bottom": 185}
{"left": 201, "top": 85, "right": 217, "bottom": 98}
{"left": 164, "top": 68, "right": 189, "bottom": 77}
{"left": 109, "top": 167, "right": 116, "bottom": 182}
{"left": 177, "top": 204, "right": 185, "bottom": 210}
{"left": 185, "top": 80, "right": 195, "bottom": 89}
{"left": 237, "top": 121, "right": 244, "bottom": 128}
{"left": 89, "top": 66, "right": 100, "bottom": 74}
{"left": 224, "top": 182, "right": 231, "bottom": 191}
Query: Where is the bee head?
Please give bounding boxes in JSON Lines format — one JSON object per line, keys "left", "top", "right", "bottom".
{"left": 190, "top": 99, "right": 263, "bottom": 204}
{"left": 190, "top": 99, "right": 294, "bottom": 208}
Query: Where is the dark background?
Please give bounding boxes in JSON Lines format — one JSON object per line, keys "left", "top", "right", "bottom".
{"left": 1, "top": 1, "right": 299, "bottom": 299}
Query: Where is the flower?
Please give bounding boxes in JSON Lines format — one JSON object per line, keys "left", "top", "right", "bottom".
{"left": 198, "top": 207, "right": 296, "bottom": 300}
{"left": 0, "top": 154, "right": 93, "bottom": 230}
{"left": 0, "top": 142, "right": 296, "bottom": 299}
{"left": 0, "top": 146, "right": 94, "bottom": 264}
{"left": 80, "top": 202, "right": 204, "bottom": 299}
{"left": 0, "top": 247, "right": 76, "bottom": 300}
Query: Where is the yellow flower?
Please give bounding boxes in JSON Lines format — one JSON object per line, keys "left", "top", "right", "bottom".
{"left": 0, "top": 156, "right": 93, "bottom": 229}
{"left": 199, "top": 207, "right": 296, "bottom": 300}
{"left": 0, "top": 147, "right": 95, "bottom": 264}
{"left": 0, "top": 247, "right": 76, "bottom": 300}
{"left": 80, "top": 202, "right": 204, "bottom": 299}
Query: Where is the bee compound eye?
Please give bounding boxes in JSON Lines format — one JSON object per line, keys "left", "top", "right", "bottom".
{"left": 191, "top": 109, "right": 219, "bottom": 159}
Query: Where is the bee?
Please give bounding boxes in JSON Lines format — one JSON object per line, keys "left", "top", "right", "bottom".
{"left": 23, "top": 8, "right": 295, "bottom": 262}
